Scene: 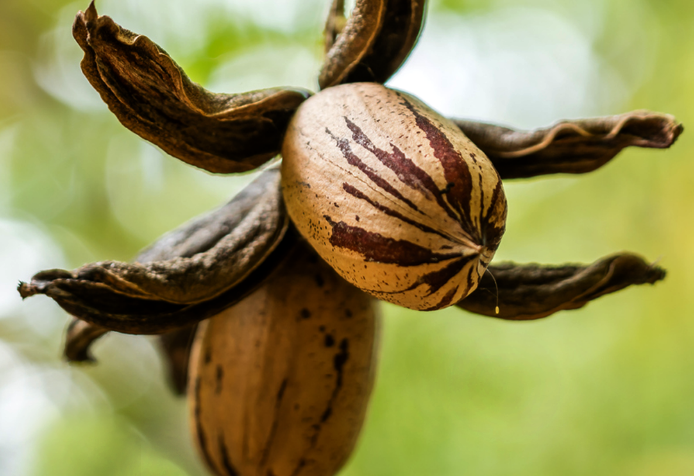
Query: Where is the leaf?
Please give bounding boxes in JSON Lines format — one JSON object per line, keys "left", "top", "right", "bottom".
{"left": 73, "top": 2, "right": 311, "bottom": 174}
{"left": 453, "top": 111, "right": 683, "bottom": 179}
{"left": 457, "top": 253, "right": 666, "bottom": 320}
{"left": 19, "top": 168, "right": 293, "bottom": 334}
{"left": 319, "top": 0, "right": 427, "bottom": 88}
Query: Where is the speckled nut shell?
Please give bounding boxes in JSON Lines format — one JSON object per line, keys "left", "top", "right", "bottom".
{"left": 281, "top": 83, "right": 507, "bottom": 311}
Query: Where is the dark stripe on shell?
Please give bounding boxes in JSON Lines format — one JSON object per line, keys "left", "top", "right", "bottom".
{"left": 420, "top": 255, "right": 478, "bottom": 295}
{"left": 325, "top": 127, "right": 421, "bottom": 213}
{"left": 343, "top": 117, "right": 463, "bottom": 224}
{"left": 194, "top": 376, "right": 219, "bottom": 475}
{"left": 398, "top": 96, "right": 479, "bottom": 240}
{"left": 290, "top": 458, "right": 307, "bottom": 476}
{"left": 476, "top": 171, "right": 485, "bottom": 231}
{"left": 467, "top": 263, "right": 477, "bottom": 293}
{"left": 342, "top": 182, "right": 449, "bottom": 239}
{"left": 324, "top": 215, "right": 459, "bottom": 266}
{"left": 218, "top": 434, "right": 240, "bottom": 476}
{"left": 482, "top": 179, "right": 506, "bottom": 250}
{"left": 259, "top": 378, "right": 289, "bottom": 469}
{"left": 423, "top": 287, "right": 459, "bottom": 311}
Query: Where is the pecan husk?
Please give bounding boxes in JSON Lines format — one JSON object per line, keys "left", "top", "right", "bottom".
{"left": 63, "top": 319, "right": 109, "bottom": 362}
{"left": 458, "top": 253, "right": 665, "bottom": 320}
{"left": 63, "top": 312, "right": 197, "bottom": 394}
{"left": 454, "top": 112, "right": 683, "bottom": 179}
{"left": 320, "top": 0, "right": 427, "bottom": 88}
{"left": 157, "top": 323, "right": 199, "bottom": 394}
{"left": 19, "top": 168, "right": 292, "bottom": 335}
{"left": 73, "top": 2, "right": 311, "bottom": 174}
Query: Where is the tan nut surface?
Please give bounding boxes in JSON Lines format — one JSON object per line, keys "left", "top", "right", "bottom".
{"left": 189, "top": 246, "right": 380, "bottom": 476}
{"left": 282, "top": 83, "right": 507, "bottom": 311}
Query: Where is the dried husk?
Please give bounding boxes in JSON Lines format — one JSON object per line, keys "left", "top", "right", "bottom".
{"left": 73, "top": 2, "right": 311, "bottom": 174}
{"left": 158, "top": 324, "right": 199, "bottom": 395}
{"left": 320, "top": 0, "right": 427, "bottom": 88}
{"left": 20, "top": 168, "right": 290, "bottom": 335}
{"left": 458, "top": 253, "right": 666, "bottom": 320}
{"left": 453, "top": 111, "right": 683, "bottom": 179}
{"left": 63, "top": 319, "right": 108, "bottom": 362}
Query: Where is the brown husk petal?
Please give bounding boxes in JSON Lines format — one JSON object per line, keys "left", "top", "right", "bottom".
{"left": 324, "top": 0, "right": 347, "bottom": 53}
{"left": 64, "top": 318, "right": 108, "bottom": 362}
{"left": 453, "top": 111, "right": 683, "bottom": 179}
{"left": 319, "top": 0, "right": 426, "bottom": 88}
{"left": 457, "top": 253, "right": 665, "bottom": 320}
{"left": 64, "top": 304, "right": 198, "bottom": 395}
{"left": 19, "top": 168, "right": 292, "bottom": 335}
{"left": 73, "top": 2, "right": 311, "bottom": 174}
{"left": 157, "top": 324, "right": 198, "bottom": 395}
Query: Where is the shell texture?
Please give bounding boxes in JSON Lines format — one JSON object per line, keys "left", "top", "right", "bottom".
{"left": 282, "top": 83, "right": 507, "bottom": 310}
{"left": 189, "top": 246, "right": 379, "bottom": 476}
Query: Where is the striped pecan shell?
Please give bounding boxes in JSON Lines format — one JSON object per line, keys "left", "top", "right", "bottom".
{"left": 282, "top": 83, "right": 507, "bottom": 310}
{"left": 189, "top": 244, "right": 379, "bottom": 476}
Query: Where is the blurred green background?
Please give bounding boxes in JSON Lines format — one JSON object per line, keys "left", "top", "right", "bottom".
{"left": 1, "top": 0, "right": 693, "bottom": 475}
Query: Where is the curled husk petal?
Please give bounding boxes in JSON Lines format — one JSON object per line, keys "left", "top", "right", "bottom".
{"left": 453, "top": 111, "right": 683, "bottom": 179}
{"left": 64, "top": 317, "right": 196, "bottom": 395}
{"left": 19, "top": 169, "right": 291, "bottom": 335}
{"left": 457, "top": 253, "right": 666, "bottom": 320}
{"left": 158, "top": 324, "right": 199, "bottom": 395}
{"left": 324, "top": 0, "right": 347, "bottom": 53}
{"left": 64, "top": 318, "right": 108, "bottom": 362}
{"left": 73, "top": 2, "right": 311, "bottom": 173}
{"left": 319, "top": 0, "right": 427, "bottom": 88}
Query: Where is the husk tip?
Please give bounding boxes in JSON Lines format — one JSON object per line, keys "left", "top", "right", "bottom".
{"left": 17, "top": 281, "right": 37, "bottom": 299}
{"left": 85, "top": 1, "right": 98, "bottom": 22}
{"left": 671, "top": 121, "right": 684, "bottom": 143}
{"left": 64, "top": 351, "right": 98, "bottom": 364}
{"left": 646, "top": 263, "right": 667, "bottom": 284}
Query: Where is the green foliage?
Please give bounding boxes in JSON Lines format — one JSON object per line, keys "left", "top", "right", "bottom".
{"left": 34, "top": 415, "right": 188, "bottom": 476}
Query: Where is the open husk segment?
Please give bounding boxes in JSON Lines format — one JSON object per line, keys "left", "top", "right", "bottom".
{"left": 320, "top": 0, "right": 427, "bottom": 88}
{"left": 454, "top": 111, "right": 683, "bottom": 179}
{"left": 458, "top": 253, "right": 666, "bottom": 320}
{"left": 73, "top": 2, "right": 311, "bottom": 174}
{"left": 19, "top": 169, "right": 291, "bottom": 335}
